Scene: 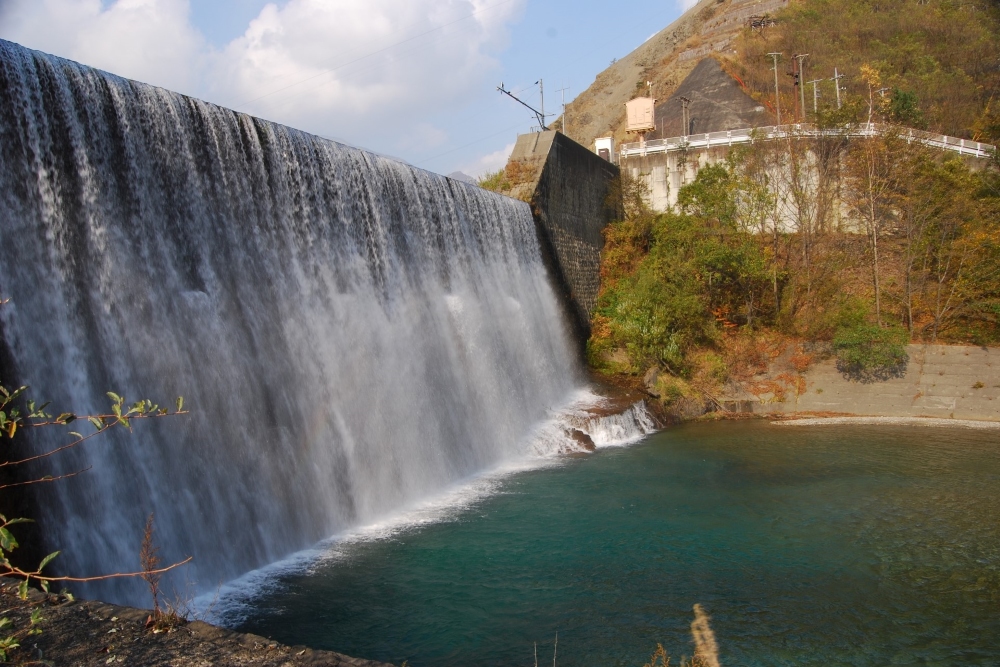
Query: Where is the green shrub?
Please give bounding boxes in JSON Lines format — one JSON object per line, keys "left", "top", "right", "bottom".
{"left": 832, "top": 322, "right": 910, "bottom": 382}
{"left": 656, "top": 375, "right": 692, "bottom": 406}
{"left": 476, "top": 168, "right": 509, "bottom": 193}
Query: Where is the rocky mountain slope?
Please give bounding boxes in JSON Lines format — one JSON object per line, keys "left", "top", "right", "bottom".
{"left": 563, "top": 0, "right": 1000, "bottom": 151}
{"left": 561, "top": 0, "right": 788, "bottom": 150}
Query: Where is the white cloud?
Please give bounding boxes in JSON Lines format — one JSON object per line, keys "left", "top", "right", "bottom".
{"left": 679, "top": 0, "right": 700, "bottom": 11}
{"left": 0, "top": 0, "right": 525, "bottom": 146}
{"left": 210, "top": 0, "right": 523, "bottom": 133}
{"left": 0, "top": 0, "right": 206, "bottom": 94}
{"left": 458, "top": 141, "right": 514, "bottom": 178}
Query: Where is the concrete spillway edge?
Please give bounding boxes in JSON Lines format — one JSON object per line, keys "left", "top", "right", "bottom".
{"left": 773, "top": 416, "right": 1000, "bottom": 429}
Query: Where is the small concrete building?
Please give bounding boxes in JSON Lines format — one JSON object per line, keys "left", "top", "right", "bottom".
{"left": 625, "top": 97, "right": 656, "bottom": 133}
{"left": 594, "top": 137, "right": 614, "bottom": 162}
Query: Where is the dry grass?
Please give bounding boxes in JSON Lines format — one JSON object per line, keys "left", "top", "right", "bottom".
{"left": 691, "top": 604, "right": 721, "bottom": 667}
{"left": 139, "top": 514, "right": 187, "bottom": 632}
{"left": 643, "top": 604, "right": 722, "bottom": 667}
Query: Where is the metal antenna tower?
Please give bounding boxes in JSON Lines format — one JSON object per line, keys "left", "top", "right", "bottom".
{"left": 497, "top": 81, "right": 549, "bottom": 131}
{"left": 767, "top": 52, "right": 782, "bottom": 126}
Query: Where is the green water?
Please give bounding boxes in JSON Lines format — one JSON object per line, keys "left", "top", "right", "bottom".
{"left": 235, "top": 421, "right": 1000, "bottom": 665}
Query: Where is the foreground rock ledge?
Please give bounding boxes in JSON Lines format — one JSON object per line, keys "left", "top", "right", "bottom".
{"left": 0, "top": 579, "right": 394, "bottom": 667}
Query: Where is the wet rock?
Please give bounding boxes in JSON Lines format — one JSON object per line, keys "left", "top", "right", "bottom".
{"left": 568, "top": 428, "right": 597, "bottom": 451}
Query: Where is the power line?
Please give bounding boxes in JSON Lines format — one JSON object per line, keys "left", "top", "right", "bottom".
{"left": 488, "top": 2, "right": 679, "bottom": 122}
{"left": 414, "top": 120, "right": 527, "bottom": 166}
{"left": 404, "top": 4, "right": 686, "bottom": 173}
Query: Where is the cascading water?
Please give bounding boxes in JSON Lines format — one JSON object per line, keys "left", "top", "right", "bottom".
{"left": 0, "top": 39, "right": 655, "bottom": 606}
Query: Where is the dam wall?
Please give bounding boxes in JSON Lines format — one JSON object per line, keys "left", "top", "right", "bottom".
{"left": 0, "top": 39, "right": 587, "bottom": 605}
{"left": 507, "top": 131, "right": 620, "bottom": 342}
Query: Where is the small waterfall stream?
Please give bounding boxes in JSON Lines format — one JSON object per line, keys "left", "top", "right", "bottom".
{"left": 0, "top": 39, "right": 654, "bottom": 606}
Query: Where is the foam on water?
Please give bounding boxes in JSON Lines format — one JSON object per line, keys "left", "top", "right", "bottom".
{"left": 196, "top": 389, "right": 658, "bottom": 624}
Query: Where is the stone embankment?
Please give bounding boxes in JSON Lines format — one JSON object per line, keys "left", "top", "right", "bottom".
{"left": 727, "top": 343, "right": 1000, "bottom": 421}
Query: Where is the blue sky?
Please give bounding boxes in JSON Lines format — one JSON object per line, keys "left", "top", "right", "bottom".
{"left": 0, "top": 0, "right": 687, "bottom": 177}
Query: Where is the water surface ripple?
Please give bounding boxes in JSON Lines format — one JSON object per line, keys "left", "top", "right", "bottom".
{"left": 236, "top": 421, "right": 1000, "bottom": 666}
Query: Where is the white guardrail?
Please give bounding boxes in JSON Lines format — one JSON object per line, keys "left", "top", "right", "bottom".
{"left": 620, "top": 124, "right": 997, "bottom": 160}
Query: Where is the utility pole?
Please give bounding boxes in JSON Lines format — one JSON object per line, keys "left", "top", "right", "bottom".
{"left": 679, "top": 96, "right": 691, "bottom": 137}
{"left": 794, "top": 53, "right": 809, "bottom": 122}
{"left": 539, "top": 79, "right": 545, "bottom": 130}
{"left": 556, "top": 86, "right": 570, "bottom": 136}
{"left": 789, "top": 57, "right": 800, "bottom": 121}
{"left": 767, "top": 52, "right": 782, "bottom": 127}
{"left": 807, "top": 78, "right": 822, "bottom": 114}
{"left": 646, "top": 80, "right": 656, "bottom": 137}
{"left": 830, "top": 68, "right": 844, "bottom": 109}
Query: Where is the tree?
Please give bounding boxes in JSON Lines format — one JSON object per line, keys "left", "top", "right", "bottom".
{"left": 844, "top": 131, "right": 903, "bottom": 325}
{"left": 729, "top": 137, "right": 784, "bottom": 314}
{"left": 888, "top": 89, "right": 925, "bottom": 128}
{"left": 919, "top": 161, "right": 980, "bottom": 341}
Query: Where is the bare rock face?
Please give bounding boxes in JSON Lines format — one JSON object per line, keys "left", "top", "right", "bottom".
{"left": 654, "top": 57, "right": 770, "bottom": 137}
{"left": 643, "top": 366, "right": 662, "bottom": 397}
{"left": 563, "top": 0, "right": 788, "bottom": 149}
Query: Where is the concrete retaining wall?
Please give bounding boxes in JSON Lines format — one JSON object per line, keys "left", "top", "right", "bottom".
{"left": 766, "top": 344, "right": 1000, "bottom": 421}
{"left": 507, "top": 131, "right": 620, "bottom": 344}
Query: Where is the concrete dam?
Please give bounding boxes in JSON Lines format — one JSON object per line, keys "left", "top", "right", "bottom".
{"left": 0, "top": 39, "right": 651, "bottom": 605}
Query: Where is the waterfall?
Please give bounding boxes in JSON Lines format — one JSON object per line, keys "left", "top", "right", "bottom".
{"left": 0, "top": 39, "right": 587, "bottom": 605}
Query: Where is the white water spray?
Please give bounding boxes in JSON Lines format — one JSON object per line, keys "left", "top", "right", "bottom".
{"left": 0, "top": 39, "right": 601, "bottom": 605}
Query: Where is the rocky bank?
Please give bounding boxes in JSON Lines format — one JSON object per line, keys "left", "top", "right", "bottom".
{"left": 0, "top": 579, "right": 393, "bottom": 667}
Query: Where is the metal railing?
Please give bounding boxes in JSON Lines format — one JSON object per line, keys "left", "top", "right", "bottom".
{"left": 619, "top": 124, "right": 997, "bottom": 160}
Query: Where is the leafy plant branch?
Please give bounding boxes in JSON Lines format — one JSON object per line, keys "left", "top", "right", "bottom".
{"left": 1, "top": 385, "right": 191, "bottom": 600}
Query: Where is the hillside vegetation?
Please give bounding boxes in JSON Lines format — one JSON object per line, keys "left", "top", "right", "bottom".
{"left": 727, "top": 0, "right": 1000, "bottom": 140}
{"left": 588, "top": 134, "right": 1000, "bottom": 412}
{"left": 575, "top": 0, "right": 1000, "bottom": 415}
{"left": 567, "top": 0, "right": 1000, "bottom": 148}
